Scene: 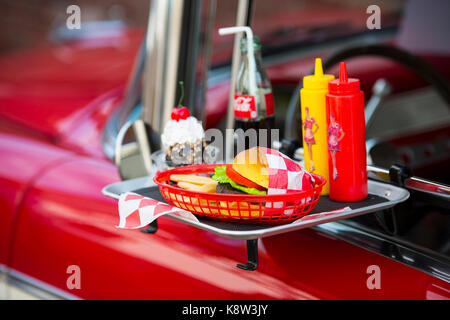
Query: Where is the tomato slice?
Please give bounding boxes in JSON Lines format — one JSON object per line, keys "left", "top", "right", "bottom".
{"left": 225, "top": 165, "right": 266, "bottom": 191}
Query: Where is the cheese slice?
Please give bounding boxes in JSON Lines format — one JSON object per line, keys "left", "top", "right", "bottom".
{"left": 232, "top": 147, "right": 269, "bottom": 189}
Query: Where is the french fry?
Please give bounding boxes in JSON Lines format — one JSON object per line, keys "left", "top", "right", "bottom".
{"left": 197, "top": 181, "right": 218, "bottom": 193}
{"left": 167, "top": 173, "right": 261, "bottom": 218}
{"left": 170, "top": 174, "right": 214, "bottom": 185}
{"left": 177, "top": 180, "right": 218, "bottom": 193}
{"left": 177, "top": 181, "right": 202, "bottom": 191}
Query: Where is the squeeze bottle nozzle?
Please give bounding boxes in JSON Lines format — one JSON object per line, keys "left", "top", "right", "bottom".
{"left": 339, "top": 62, "right": 348, "bottom": 82}
{"left": 303, "top": 58, "right": 334, "bottom": 90}
{"left": 329, "top": 61, "right": 360, "bottom": 94}
{"left": 314, "top": 58, "right": 324, "bottom": 77}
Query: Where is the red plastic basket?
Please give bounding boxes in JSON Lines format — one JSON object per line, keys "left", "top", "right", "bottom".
{"left": 154, "top": 164, "right": 326, "bottom": 224}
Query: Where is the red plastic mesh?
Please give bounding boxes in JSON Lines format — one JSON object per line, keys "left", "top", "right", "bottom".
{"left": 154, "top": 164, "right": 325, "bottom": 225}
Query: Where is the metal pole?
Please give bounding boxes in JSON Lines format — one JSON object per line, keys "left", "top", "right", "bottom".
{"left": 142, "top": 0, "right": 184, "bottom": 134}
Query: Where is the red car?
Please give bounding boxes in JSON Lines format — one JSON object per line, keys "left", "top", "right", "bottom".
{"left": 0, "top": 0, "right": 449, "bottom": 300}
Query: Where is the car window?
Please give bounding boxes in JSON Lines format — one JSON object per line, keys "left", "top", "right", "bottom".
{"left": 210, "top": 0, "right": 406, "bottom": 68}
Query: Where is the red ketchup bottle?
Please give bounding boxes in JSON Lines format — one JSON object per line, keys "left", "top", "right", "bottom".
{"left": 326, "top": 62, "right": 368, "bottom": 202}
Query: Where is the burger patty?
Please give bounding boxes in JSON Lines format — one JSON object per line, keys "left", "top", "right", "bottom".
{"left": 216, "top": 183, "right": 246, "bottom": 194}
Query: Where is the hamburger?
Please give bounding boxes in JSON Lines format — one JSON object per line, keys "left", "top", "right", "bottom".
{"left": 212, "top": 147, "right": 269, "bottom": 195}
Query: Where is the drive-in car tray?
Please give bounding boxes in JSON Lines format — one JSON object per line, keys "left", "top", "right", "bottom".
{"left": 103, "top": 177, "right": 409, "bottom": 270}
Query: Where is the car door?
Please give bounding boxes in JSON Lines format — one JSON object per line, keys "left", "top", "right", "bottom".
{"left": 0, "top": 128, "right": 74, "bottom": 299}
{"left": 3, "top": 133, "right": 448, "bottom": 299}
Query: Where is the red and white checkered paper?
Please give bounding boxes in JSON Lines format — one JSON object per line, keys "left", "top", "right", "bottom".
{"left": 259, "top": 147, "right": 315, "bottom": 214}
{"left": 116, "top": 148, "right": 341, "bottom": 229}
{"left": 260, "top": 147, "right": 315, "bottom": 194}
{"left": 117, "top": 192, "right": 198, "bottom": 229}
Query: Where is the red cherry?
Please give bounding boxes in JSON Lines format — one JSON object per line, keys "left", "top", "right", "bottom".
{"left": 178, "top": 107, "right": 190, "bottom": 120}
{"left": 171, "top": 108, "right": 181, "bottom": 121}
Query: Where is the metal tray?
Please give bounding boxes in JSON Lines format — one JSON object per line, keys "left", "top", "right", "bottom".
{"left": 103, "top": 177, "right": 409, "bottom": 270}
{"left": 103, "top": 178, "right": 409, "bottom": 240}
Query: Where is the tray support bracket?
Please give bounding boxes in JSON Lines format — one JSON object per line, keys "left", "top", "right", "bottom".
{"left": 140, "top": 220, "right": 158, "bottom": 234}
{"left": 237, "top": 239, "right": 258, "bottom": 271}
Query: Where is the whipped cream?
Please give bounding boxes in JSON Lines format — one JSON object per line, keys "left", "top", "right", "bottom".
{"left": 161, "top": 116, "right": 205, "bottom": 151}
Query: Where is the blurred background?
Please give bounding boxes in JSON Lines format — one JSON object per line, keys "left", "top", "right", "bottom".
{"left": 0, "top": 1, "right": 448, "bottom": 299}
{"left": 0, "top": 0, "right": 405, "bottom": 56}
{"left": 0, "top": 0, "right": 150, "bottom": 53}
{"left": 0, "top": 0, "right": 410, "bottom": 140}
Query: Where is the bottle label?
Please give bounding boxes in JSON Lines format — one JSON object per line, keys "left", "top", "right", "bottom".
{"left": 233, "top": 94, "right": 257, "bottom": 119}
{"left": 264, "top": 92, "right": 274, "bottom": 116}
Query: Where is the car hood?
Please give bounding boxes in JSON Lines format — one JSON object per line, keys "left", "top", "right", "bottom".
{"left": 0, "top": 30, "right": 143, "bottom": 141}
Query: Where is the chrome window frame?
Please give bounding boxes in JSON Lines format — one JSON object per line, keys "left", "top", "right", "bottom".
{"left": 314, "top": 222, "right": 450, "bottom": 283}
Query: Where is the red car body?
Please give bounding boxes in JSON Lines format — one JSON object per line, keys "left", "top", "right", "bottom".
{"left": 0, "top": 29, "right": 449, "bottom": 300}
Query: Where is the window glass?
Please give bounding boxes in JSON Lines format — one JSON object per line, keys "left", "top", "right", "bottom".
{"left": 0, "top": 0, "right": 149, "bottom": 53}
{"left": 209, "top": 0, "right": 406, "bottom": 68}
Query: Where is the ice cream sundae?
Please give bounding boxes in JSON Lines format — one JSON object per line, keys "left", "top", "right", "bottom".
{"left": 158, "top": 82, "right": 215, "bottom": 167}
{"left": 161, "top": 107, "right": 206, "bottom": 166}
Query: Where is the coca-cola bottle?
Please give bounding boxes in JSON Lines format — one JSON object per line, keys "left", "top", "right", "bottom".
{"left": 234, "top": 36, "right": 275, "bottom": 149}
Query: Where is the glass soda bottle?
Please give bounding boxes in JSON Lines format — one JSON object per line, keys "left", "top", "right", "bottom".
{"left": 234, "top": 36, "right": 275, "bottom": 149}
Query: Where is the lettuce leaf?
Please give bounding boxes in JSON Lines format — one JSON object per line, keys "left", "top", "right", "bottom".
{"left": 211, "top": 165, "right": 266, "bottom": 195}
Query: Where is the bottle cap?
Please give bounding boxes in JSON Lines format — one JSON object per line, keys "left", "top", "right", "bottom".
{"left": 303, "top": 58, "right": 335, "bottom": 90}
{"left": 328, "top": 62, "right": 360, "bottom": 94}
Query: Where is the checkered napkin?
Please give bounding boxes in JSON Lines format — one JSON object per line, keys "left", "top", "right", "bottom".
{"left": 117, "top": 192, "right": 198, "bottom": 229}
{"left": 261, "top": 147, "right": 315, "bottom": 194}
{"left": 259, "top": 148, "right": 315, "bottom": 214}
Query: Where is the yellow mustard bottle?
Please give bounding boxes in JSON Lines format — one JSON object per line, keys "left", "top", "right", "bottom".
{"left": 300, "top": 58, "right": 335, "bottom": 195}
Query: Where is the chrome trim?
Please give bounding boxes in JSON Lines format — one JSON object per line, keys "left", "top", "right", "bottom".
{"left": 405, "top": 176, "right": 450, "bottom": 200}
{"left": 102, "top": 37, "right": 146, "bottom": 161}
{"left": 314, "top": 221, "right": 450, "bottom": 283}
{"left": 114, "top": 119, "right": 155, "bottom": 180}
{"left": 367, "top": 164, "right": 450, "bottom": 200}
{"left": 0, "top": 264, "right": 79, "bottom": 300}
{"left": 142, "top": 0, "right": 184, "bottom": 133}
{"left": 133, "top": 119, "right": 153, "bottom": 174}
{"left": 367, "top": 165, "right": 391, "bottom": 183}
{"left": 118, "top": 141, "right": 139, "bottom": 159}
{"left": 114, "top": 119, "right": 134, "bottom": 171}
{"left": 0, "top": 263, "right": 7, "bottom": 299}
